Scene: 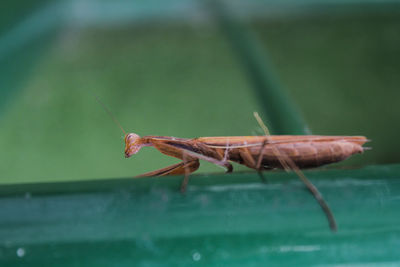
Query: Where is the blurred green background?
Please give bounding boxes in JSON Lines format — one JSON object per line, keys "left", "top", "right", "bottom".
{"left": 1, "top": 0, "right": 399, "bottom": 184}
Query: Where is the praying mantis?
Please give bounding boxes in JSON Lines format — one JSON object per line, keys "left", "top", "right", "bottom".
{"left": 97, "top": 96, "right": 368, "bottom": 232}
{"left": 123, "top": 113, "right": 367, "bottom": 231}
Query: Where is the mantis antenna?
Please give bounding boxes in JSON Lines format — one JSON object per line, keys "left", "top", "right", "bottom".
{"left": 93, "top": 93, "right": 127, "bottom": 136}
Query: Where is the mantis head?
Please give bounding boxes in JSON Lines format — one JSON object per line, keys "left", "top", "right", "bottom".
{"left": 124, "top": 133, "right": 143, "bottom": 158}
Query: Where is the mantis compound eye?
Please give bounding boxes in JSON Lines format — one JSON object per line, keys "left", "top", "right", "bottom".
{"left": 124, "top": 133, "right": 141, "bottom": 158}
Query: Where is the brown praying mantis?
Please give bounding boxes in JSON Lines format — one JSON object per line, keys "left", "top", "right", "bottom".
{"left": 97, "top": 97, "right": 368, "bottom": 232}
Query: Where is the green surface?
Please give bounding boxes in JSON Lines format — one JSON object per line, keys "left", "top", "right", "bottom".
{"left": 1, "top": 164, "right": 400, "bottom": 266}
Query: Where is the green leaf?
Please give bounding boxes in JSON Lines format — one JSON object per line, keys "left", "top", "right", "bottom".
{"left": 1, "top": 164, "right": 399, "bottom": 266}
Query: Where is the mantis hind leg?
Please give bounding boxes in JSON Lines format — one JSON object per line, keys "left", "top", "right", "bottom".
{"left": 252, "top": 113, "right": 337, "bottom": 232}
